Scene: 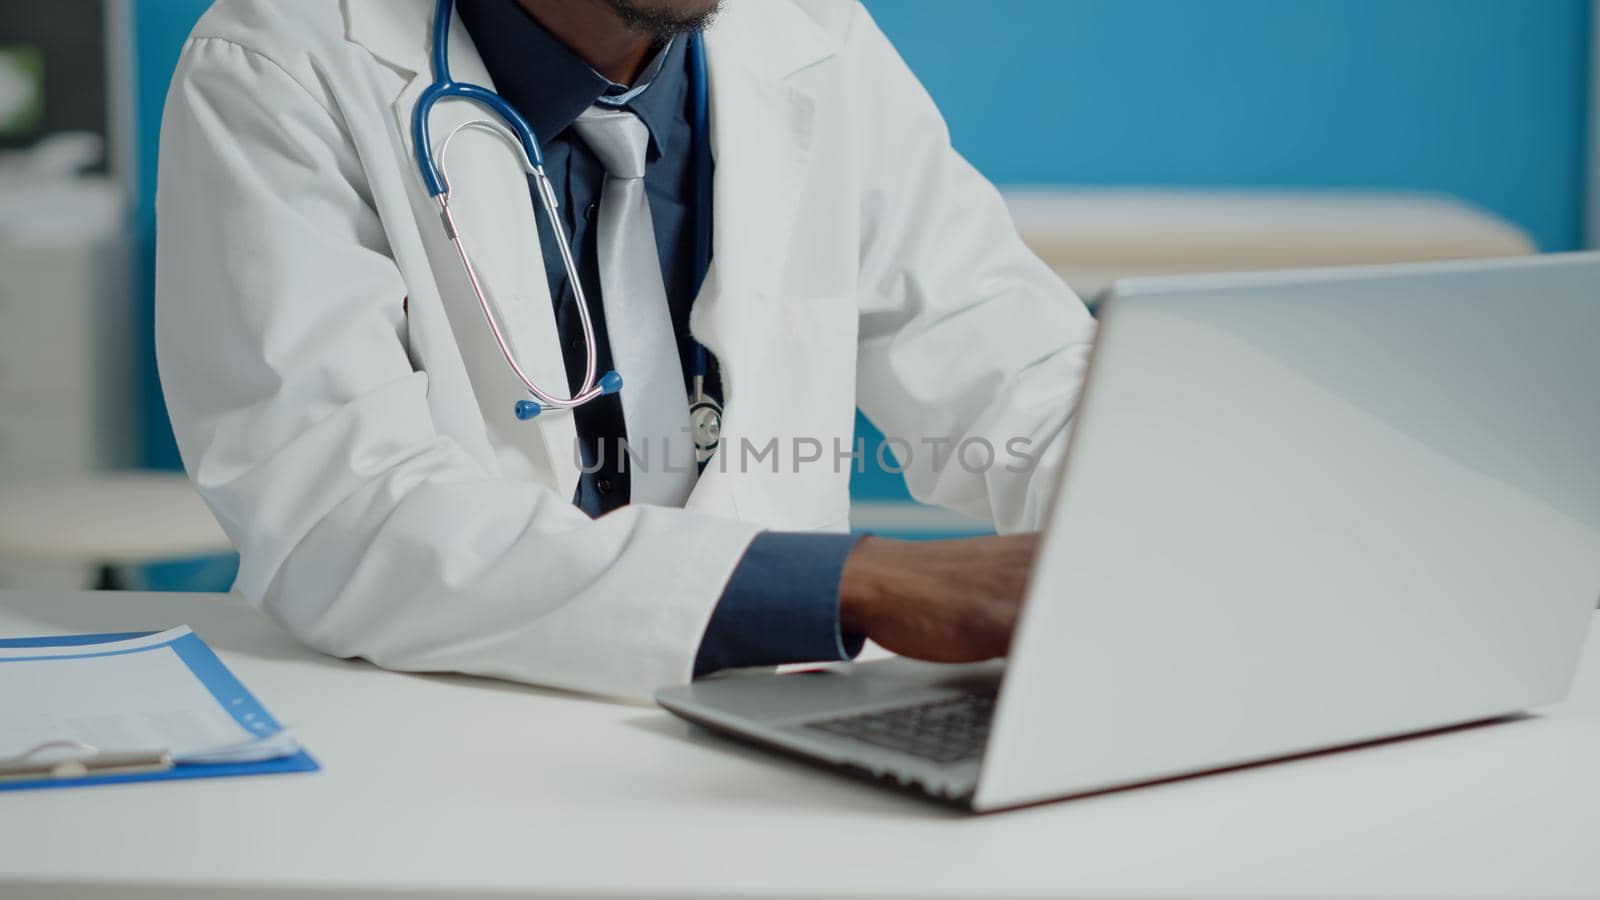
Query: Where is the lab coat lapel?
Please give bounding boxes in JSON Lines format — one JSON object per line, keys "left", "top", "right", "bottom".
{"left": 350, "top": 0, "right": 582, "bottom": 498}
{"left": 687, "top": 14, "right": 826, "bottom": 512}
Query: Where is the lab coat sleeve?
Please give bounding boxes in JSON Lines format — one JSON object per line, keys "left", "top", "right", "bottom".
{"left": 154, "top": 38, "right": 762, "bottom": 703}
{"left": 843, "top": 6, "right": 1098, "bottom": 534}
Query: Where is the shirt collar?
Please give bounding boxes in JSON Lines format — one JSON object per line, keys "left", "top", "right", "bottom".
{"left": 457, "top": 0, "right": 688, "bottom": 153}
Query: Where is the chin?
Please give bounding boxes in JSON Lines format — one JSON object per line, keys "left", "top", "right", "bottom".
{"left": 603, "top": 0, "right": 724, "bottom": 36}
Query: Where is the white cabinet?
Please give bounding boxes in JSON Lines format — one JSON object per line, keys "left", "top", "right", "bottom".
{"left": 0, "top": 177, "right": 136, "bottom": 586}
{"left": 0, "top": 177, "right": 135, "bottom": 478}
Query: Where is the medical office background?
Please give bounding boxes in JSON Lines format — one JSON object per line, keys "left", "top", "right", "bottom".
{"left": 0, "top": 0, "right": 1593, "bottom": 590}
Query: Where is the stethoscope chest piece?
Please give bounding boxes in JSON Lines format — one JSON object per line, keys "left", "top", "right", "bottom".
{"left": 690, "top": 376, "right": 722, "bottom": 463}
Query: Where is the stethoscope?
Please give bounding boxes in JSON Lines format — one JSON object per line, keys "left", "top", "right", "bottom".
{"left": 412, "top": 0, "right": 722, "bottom": 462}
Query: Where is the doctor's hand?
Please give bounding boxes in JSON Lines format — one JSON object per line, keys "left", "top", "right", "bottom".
{"left": 838, "top": 534, "right": 1040, "bottom": 663}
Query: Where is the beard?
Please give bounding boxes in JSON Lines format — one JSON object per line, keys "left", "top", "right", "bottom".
{"left": 597, "top": 0, "right": 723, "bottom": 39}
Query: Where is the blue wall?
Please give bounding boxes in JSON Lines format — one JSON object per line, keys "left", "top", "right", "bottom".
{"left": 134, "top": 0, "right": 1592, "bottom": 476}
{"left": 864, "top": 0, "right": 1590, "bottom": 253}
{"left": 133, "top": 0, "right": 213, "bottom": 469}
{"left": 133, "top": 0, "right": 214, "bottom": 240}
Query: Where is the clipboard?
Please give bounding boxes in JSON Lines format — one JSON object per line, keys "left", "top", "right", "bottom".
{"left": 0, "top": 740, "right": 174, "bottom": 783}
{"left": 0, "top": 629, "right": 319, "bottom": 792}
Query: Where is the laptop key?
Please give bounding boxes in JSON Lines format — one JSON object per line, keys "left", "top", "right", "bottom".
{"left": 803, "top": 694, "right": 996, "bottom": 765}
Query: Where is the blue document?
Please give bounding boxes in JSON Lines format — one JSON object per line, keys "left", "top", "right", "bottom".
{"left": 0, "top": 627, "right": 318, "bottom": 791}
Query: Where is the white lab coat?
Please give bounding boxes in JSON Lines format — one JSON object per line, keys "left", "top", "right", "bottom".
{"left": 155, "top": 0, "right": 1096, "bottom": 702}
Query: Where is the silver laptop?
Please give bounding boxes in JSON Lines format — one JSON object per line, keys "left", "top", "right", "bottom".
{"left": 657, "top": 252, "right": 1600, "bottom": 813}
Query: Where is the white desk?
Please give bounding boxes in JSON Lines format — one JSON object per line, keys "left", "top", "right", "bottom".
{"left": 2, "top": 590, "right": 1597, "bottom": 900}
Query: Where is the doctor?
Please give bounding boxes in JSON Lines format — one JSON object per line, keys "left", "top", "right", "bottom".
{"left": 156, "top": 0, "right": 1097, "bottom": 701}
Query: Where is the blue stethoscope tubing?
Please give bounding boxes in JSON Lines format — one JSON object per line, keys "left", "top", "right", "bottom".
{"left": 413, "top": 0, "right": 716, "bottom": 428}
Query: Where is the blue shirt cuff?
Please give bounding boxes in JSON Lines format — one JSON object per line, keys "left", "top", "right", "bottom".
{"left": 693, "top": 531, "right": 867, "bottom": 676}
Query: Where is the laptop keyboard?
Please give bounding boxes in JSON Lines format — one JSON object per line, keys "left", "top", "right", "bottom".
{"left": 805, "top": 693, "right": 996, "bottom": 765}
